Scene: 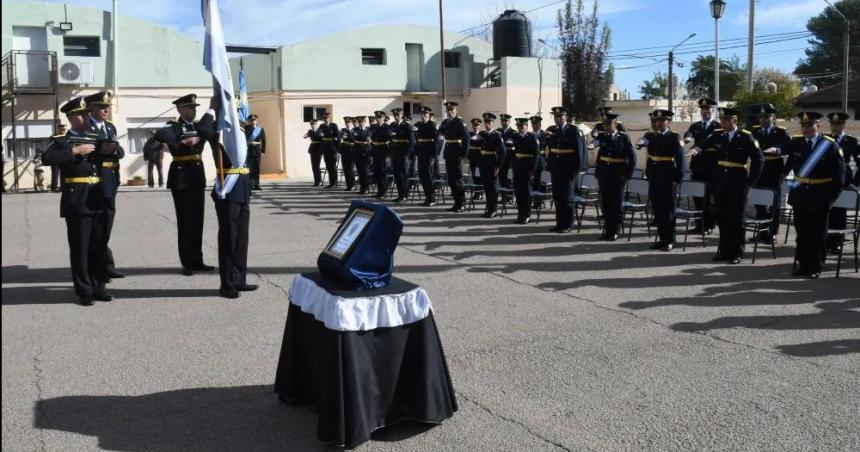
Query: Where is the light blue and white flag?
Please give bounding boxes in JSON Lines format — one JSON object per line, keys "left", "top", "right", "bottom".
{"left": 202, "top": 0, "right": 246, "bottom": 199}
{"left": 238, "top": 66, "right": 249, "bottom": 123}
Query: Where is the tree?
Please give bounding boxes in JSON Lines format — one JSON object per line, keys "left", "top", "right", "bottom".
{"left": 685, "top": 55, "right": 745, "bottom": 101}
{"left": 795, "top": 0, "right": 860, "bottom": 87}
{"left": 639, "top": 71, "right": 667, "bottom": 100}
{"left": 556, "top": 0, "right": 612, "bottom": 121}
{"left": 732, "top": 67, "right": 802, "bottom": 120}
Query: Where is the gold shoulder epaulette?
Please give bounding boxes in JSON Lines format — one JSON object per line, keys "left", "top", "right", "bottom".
{"left": 753, "top": 125, "right": 762, "bottom": 129}
{"left": 713, "top": 128, "right": 724, "bottom": 132}
{"left": 792, "top": 135, "right": 804, "bottom": 139}
{"left": 740, "top": 129, "right": 752, "bottom": 135}
{"left": 823, "top": 135, "right": 835, "bottom": 142}
{"left": 50, "top": 134, "right": 65, "bottom": 139}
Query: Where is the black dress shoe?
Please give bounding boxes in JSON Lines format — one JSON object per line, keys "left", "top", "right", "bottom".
{"left": 557, "top": 228, "right": 570, "bottom": 234}
{"left": 606, "top": 234, "right": 618, "bottom": 242}
{"left": 94, "top": 293, "right": 113, "bottom": 302}
{"left": 661, "top": 243, "right": 675, "bottom": 252}
{"left": 181, "top": 267, "right": 194, "bottom": 276}
{"left": 237, "top": 284, "right": 258, "bottom": 292}
{"left": 451, "top": 206, "right": 465, "bottom": 213}
{"left": 808, "top": 272, "right": 821, "bottom": 279}
{"left": 522, "top": 217, "right": 532, "bottom": 225}
{"left": 549, "top": 227, "right": 560, "bottom": 233}
{"left": 426, "top": 201, "right": 437, "bottom": 207}
{"left": 106, "top": 271, "right": 125, "bottom": 279}
{"left": 728, "top": 257, "right": 741, "bottom": 264}
{"left": 219, "top": 289, "right": 241, "bottom": 299}
{"left": 650, "top": 242, "right": 664, "bottom": 250}
{"left": 313, "top": 182, "right": 321, "bottom": 187}
{"left": 78, "top": 296, "right": 95, "bottom": 306}
{"left": 485, "top": 211, "right": 498, "bottom": 219}
{"left": 712, "top": 254, "right": 725, "bottom": 262}
{"left": 193, "top": 264, "right": 215, "bottom": 271}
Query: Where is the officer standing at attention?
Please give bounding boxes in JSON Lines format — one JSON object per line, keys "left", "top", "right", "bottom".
{"left": 415, "top": 106, "right": 439, "bottom": 206}
{"left": 751, "top": 105, "right": 790, "bottom": 243}
{"left": 371, "top": 111, "right": 392, "bottom": 198}
{"left": 683, "top": 98, "right": 720, "bottom": 235}
{"left": 545, "top": 106, "right": 582, "bottom": 233}
{"left": 351, "top": 116, "right": 371, "bottom": 195}
{"left": 594, "top": 112, "right": 636, "bottom": 241}
{"left": 478, "top": 112, "right": 506, "bottom": 218}
{"left": 304, "top": 119, "right": 323, "bottom": 186}
{"left": 530, "top": 115, "right": 547, "bottom": 196}
{"left": 245, "top": 114, "right": 266, "bottom": 190}
{"left": 161, "top": 94, "right": 216, "bottom": 276}
{"left": 511, "top": 117, "right": 540, "bottom": 224}
{"left": 41, "top": 97, "right": 113, "bottom": 305}
{"left": 339, "top": 116, "right": 356, "bottom": 191}
{"left": 319, "top": 113, "right": 340, "bottom": 189}
{"left": 825, "top": 111, "right": 859, "bottom": 253}
{"left": 84, "top": 91, "right": 125, "bottom": 280}
{"left": 644, "top": 109, "right": 684, "bottom": 251}
{"left": 691, "top": 108, "right": 763, "bottom": 264}
{"left": 497, "top": 114, "right": 516, "bottom": 191}
{"left": 439, "top": 102, "right": 470, "bottom": 212}
{"left": 784, "top": 112, "right": 846, "bottom": 278}
{"left": 468, "top": 117, "right": 484, "bottom": 198}
{"left": 389, "top": 108, "right": 415, "bottom": 202}
{"left": 591, "top": 107, "right": 628, "bottom": 135}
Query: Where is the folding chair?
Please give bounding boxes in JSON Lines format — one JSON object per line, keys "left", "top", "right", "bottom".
{"left": 622, "top": 177, "right": 651, "bottom": 241}
{"left": 631, "top": 169, "right": 646, "bottom": 179}
{"left": 827, "top": 188, "right": 860, "bottom": 278}
{"left": 781, "top": 180, "right": 794, "bottom": 244}
{"left": 531, "top": 171, "right": 553, "bottom": 224}
{"left": 743, "top": 187, "right": 777, "bottom": 263}
{"left": 573, "top": 173, "right": 601, "bottom": 232}
{"left": 675, "top": 180, "right": 707, "bottom": 251}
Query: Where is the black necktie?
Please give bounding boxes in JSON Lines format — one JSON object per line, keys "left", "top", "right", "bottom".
{"left": 807, "top": 139, "right": 813, "bottom": 152}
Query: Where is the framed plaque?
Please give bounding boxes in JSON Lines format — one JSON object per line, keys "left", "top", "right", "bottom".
{"left": 323, "top": 208, "right": 375, "bottom": 260}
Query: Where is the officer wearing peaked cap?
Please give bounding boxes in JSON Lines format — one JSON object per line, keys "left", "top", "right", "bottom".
{"left": 594, "top": 112, "right": 636, "bottom": 241}
{"left": 783, "top": 111, "right": 846, "bottom": 278}
{"left": 645, "top": 109, "right": 685, "bottom": 251}
{"left": 497, "top": 113, "right": 516, "bottom": 193}
{"left": 339, "top": 116, "right": 356, "bottom": 191}
{"left": 415, "top": 106, "right": 439, "bottom": 206}
{"left": 304, "top": 118, "right": 324, "bottom": 186}
{"left": 161, "top": 93, "right": 216, "bottom": 276}
{"left": 40, "top": 97, "right": 112, "bottom": 305}
{"left": 389, "top": 108, "right": 414, "bottom": 202}
{"left": 825, "top": 111, "right": 859, "bottom": 253}
{"left": 439, "top": 101, "right": 470, "bottom": 211}
{"left": 467, "top": 117, "right": 484, "bottom": 199}
{"left": 245, "top": 113, "right": 266, "bottom": 190}
{"left": 83, "top": 90, "right": 125, "bottom": 280}
{"left": 545, "top": 106, "right": 583, "bottom": 233}
{"left": 319, "top": 112, "right": 341, "bottom": 189}
{"left": 351, "top": 116, "right": 372, "bottom": 194}
{"left": 478, "top": 112, "right": 506, "bottom": 218}
{"left": 511, "top": 117, "right": 540, "bottom": 223}
{"left": 684, "top": 97, "right": 720, "bottom": 234}
{"left": 751, "top": 104, "right": 790, "bottom": 243}
{"left": 371, "top": 110, "right": 393, "bottom": 198}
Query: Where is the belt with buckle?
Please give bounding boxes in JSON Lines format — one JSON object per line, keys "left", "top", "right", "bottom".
{"left": 390, "top": 139, "right": 409, "bottom": 144}
{"left": 248, "top": 141, "right": 262, "bottom": 145}
{"left": 515, "top": 153, "right": 535, "bottom": 159}
{"left": 65, "top": 176, "right": 100, "bottom": 184}
{"left": 371, "top": 141, "right": 389, "bottom": 146}
{"left": 480, "top": 151, "right": 497, "bottom": 156}
{"left": 341, "top": 142, "right": 354, "bottom": 146}
{"left": 173, "top": 154, "right": 201, "bottom": 162}
{"left": 445, "top": 140, "right": 463, "bottom": 144}
{"left": 794, "top": 176, "right": 832, "bottom": 185}
{"left": 417, "top": 139, "right": 435, "bottom": 143}
{"left": 600, "top": 156, "right": 627, "bottom": 164}
{"left": 648, "top": 155, "right": 675, "bottom": 162}
{"left": 718, "top": 160, "right": 746, "bottom": 168}
{"left": 322, "top": 138, "right": 335, "bottom": 142}
{"left": 764, "top": 155, "right": 782, "bottom": 161}
{"left": 218, "top": 167, "right": 250, "bottom": 175}
{"left": 101, "top": 161, "right": 118, "bottom": 168}
{"left": 549, "top": 148, "right": 575, "bottom": 154}
{"left": 310, "top": 141, "right": 322, "bottom": 144}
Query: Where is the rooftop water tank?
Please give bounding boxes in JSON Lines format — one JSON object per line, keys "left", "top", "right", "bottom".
{"left": 492, "top": 10, "right": 532, "bottom": 59}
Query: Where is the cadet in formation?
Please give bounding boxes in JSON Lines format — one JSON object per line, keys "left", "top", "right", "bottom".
{"left": 825, "top": 112, "right": 859, "bottom": 253}
{"left": 545, "top": 106, "right": 582, "bottom": 233}
{"left": 439, "top": 102, "right": 470, "bottom": 212}
{"left": 84, "top": 91, "right": 125, "bottom": 280}
{"left": 371, "top": 111, "right": 392, "bottom": 198}
{"left": 751, "top": 104, "right": 790, "bottom": 244}
{"left": 594, "top": 112, "right": 636, "bottom": 241}
{"left": 784, "top": 112, "right": 846, "bottom": 278}
{"left": 683, "top": 98, "right": 719, "bottom": 235}
{"left": 159, "top": 94, "right": 215, "bottom": 276}
{"left": 389, "top": 108, "right": 415, "bottom": 202}
{"left": 351, "top": 115, "right": 371, "bottom": 194}
{"left": 41, "top": 97, "right": 116, "bottom": 305}
{"left": 642, "top": 109, "right": 684, "bottom": 251}
{"left": 530, "top": 115, "right": 547, "bottom": 199}
{"left": 245, "top": 114, "right": 266, "bottom": 190}
{"left": 415, "top": 106, "right": 439, "bottom": 206}
{"left": 319, "top": 113, "right": 340, "bottom": 189}
{"left": 692, "top": 108, "right": 763, "bottom": 264}
{"left": 468, "top": 117, "right": 484, "bottom": 199}
{"left": 339, "top": 116, "right": 356, "bottom": 191}
{"left": 497, "top": 114, "right": 516, "bottom": 193}
{"left": 478, "top": 112, "right": 506, "bottom": 218}
{"left": 304, "top": 119, "right": 323, "bottom": 186}
{"left": 511, "top": 117, "right": 540, "bottom": 224}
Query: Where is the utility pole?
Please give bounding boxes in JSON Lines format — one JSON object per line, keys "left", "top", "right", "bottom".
{"left": 438, "top": 0, "right": 447, "bottom": 112}
{"left": 112, "top": 0, "right": 118, "bottom": 111}
{"left": 825, "top": 0, "right": 850, "bottom": 112}
{"left": 746, "top": 0, "right": 754, "bottom": 92}
{"left": 668, "top": 33, "right": 696, "bottom": 113}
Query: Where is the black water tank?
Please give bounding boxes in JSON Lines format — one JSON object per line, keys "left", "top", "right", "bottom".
{"left": 492, "top": 10, "right": 532, "bottom": 59}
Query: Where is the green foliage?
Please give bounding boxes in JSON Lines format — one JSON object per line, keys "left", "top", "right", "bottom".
{"left": 685, "top": 55, "right": 745, "bottom": 101}
{"left": 732, "top": 73, "right": 802, "bottom": 121}
{"left": 639, "top": 71, "right": 667, "bottom": 100}
{"left": 556, "top": 0, "right": 612, "bottom": 121}
{"left": 795, "top": 0, "right": 860, "bottom": 86}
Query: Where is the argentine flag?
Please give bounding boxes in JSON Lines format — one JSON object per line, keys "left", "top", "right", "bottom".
{"left": 238, "top": 67, "right": 249, "bottom": 123}
{"left": 201, "top": 0, "right": 247, "bottom": 199}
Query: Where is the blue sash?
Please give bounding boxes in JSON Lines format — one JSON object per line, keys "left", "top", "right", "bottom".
{"left": 248, "top": 126, "right": 262, "bottom": 142}
{"left": 788, "top": 137, "right": 831, "bottom": 190}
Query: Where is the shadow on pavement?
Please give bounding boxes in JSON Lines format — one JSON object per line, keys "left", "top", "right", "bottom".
{"left": 776, "top": 339, "right": 860, "bottom": 357}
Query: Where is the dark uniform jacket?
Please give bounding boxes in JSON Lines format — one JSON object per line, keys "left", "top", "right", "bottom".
{"left": 511, "top": 132, "right": 540, "bottom": 174}
{"left": 245, "top": 126, "right": 266, "bottom": 157}
{"left": 143, "top": 138, "right": 164, "bottom": 162}
{"left": 88, "top": 118, "right": 124, "bottom": 198}
{"left": 645, "top": 130, "right": 685, "bottom": 183}
{"left": 752, "top": 124, "right": 791, "bottom": 188}
{"left": 478, "top": 129, "right": 506, "bottom": 168}
{"left": 338, "top": 126, "right": 353, "bottom": 155}
{"left": 685, "top": 119, "right": 720, "bottom": 180}
{"left": 439, "top": 117, "right": 469, "bottom": 160}
{"left": 352, "top": 127, "right": 370, "bottom": 150}
{"left": 40, "top": 130, "right": 105, "bottom": 217}
{"left": 784, "top": 134, "right": 846, "bottom": 204}
{"left": 698, "top": 128, "right": 764, "bottom": 191}
{"left": 318, "top": 123, "right": 340, "bottom": 152}
{"left": 415, "top": 120, "right": 437, "bottom": 156}
{"left": 829, "top": 132, "right": 859, "bottom": 187}
{"left": 163, "top": 118, "right": 207, "bottom": 191}
{"left": 595, "top": 130, "right": 636, "bottom": 180}
{"left": 498, "top": 126, "right": 516, "bottom": 152}
{"left": 305, "top": 128, "right": 322, "bottom": 154}
{"left": 545, "top": 123, "right": 582, "bottom": 172}
{"left": 389, "top": 121, "right": 415, "bottom": 155}
{"left": 592, "top": 122, "right": 627, "bottom": 136}
{"left": 197, "top": 113, "right": 252, "bottom": 204}
{"left": 371, "top": 124, "right": 392, "bottom": 149}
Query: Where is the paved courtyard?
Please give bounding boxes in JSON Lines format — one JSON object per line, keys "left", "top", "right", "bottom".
{"left": 2, "top": 180, "right": 858, "bottom": 451}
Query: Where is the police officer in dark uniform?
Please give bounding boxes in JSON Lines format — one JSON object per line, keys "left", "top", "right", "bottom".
{"left": 389, "top": 108, "right": 414, "bottom": 202}
{"left": 511, "top": 117, "right": 540, "bottom": 224}
{"left": 304, "top": 119, "right": 323, "bottom": 186}
{"left": 200, "top": 96, "right": 256, "bottom": 298}
{"left": 478, "top": 112, "right": 506, "bottom": 218}
{"left": 41, "top": 97, "right": 113, "bottom": 305}
{"left": 497, "top": 114, "right": 516, "bottom": 191}
{"left": 338, "top": 116, "right": 356, "bottom": 191}
{"left": 161, "top": 94, "right": 216, "bottom": 276}
{"left": 784, "top": 112, "right": 846, "bottom": 278}
{"left": 351, "top": 116, "right": 371, "bottom": 194}
{"left": 692, "top": 107, "right": 764, "bottom": 264}
{"left": 825, "top": 111, "right": 859, "bottom": 252}
{"left": 415, "top": 106, "right": 439, "bottom": 206}
{"left": 439, "top": 102, "right": 470, "bottom": 212}
{"left": 468, "top": 117, "right": 483, "bottom": 199}
{"left": 84, "top": 91, "right": 125, "bottom": 280}
{"left": 684, "top": 98, "right": 720, "bottom": 234}
{"left": 751, "top": 104, "right": 790, "bottom": 243}
{"left": 595, "top": 112, "right": 636, "bottom": 241}
{"left": 371, "top": 111, "right": 392, "bottom": 198}
{"left": 245, "top": 114, "right": 266, "bottom": 190}
{"left": 644, "top": 109, "right": 684, "bottom": 251}
{"left": 530, "top": 115, "right": 547, "bottom": 196}
{"left": 319, "top": 113, "right": 340, "bottom": 188}
{"left": 545, "top": 106, "right": 582, "bottom": 233}
{"left": 591, "top": 107, "right": 628, "bottom": 135}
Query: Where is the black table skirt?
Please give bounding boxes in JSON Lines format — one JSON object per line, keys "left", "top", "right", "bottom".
{"left": 274, "top": 303, "right": 458, "bottom": 448}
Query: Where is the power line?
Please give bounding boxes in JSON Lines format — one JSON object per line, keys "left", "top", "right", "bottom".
{"left": 458, "top": 0, "right": 567, "bottom": 33}
{"left": 609, "top": 34, "right": 812, "bottom": 61}
{"left": 607, "top": 31, "right": 811, "bottom": 55}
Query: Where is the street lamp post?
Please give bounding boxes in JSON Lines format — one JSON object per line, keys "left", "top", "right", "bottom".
{"left": 668, "top": 33, "right": 697, "bottom": 113}
{"left": 710, "top": 0, "right": 726, "bottom": 104}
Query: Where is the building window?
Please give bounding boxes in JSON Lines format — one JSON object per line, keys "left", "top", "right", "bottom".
{"left": 63, "top": 36, "right": 100, "bottom": 57}
{"left": 402, "top": 102, "right": 423, "bottom": 117}
{"left": 444, "top": 51, "right": 461, "bottom": 68}
{"left": 127, "top": 128, "right": 161, "bottom": 154}
{"left": 361, "top": 48, "right": 386, "bottom": 66}
{"left": 303, "top": 105, "right": 330, "bottom": 123}
{"left": 5, "top": 138, "right": 51, "bottom": 161}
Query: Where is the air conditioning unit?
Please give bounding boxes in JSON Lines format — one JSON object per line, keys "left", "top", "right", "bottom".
{"left": 57, "top": 59, "right": 95, "bottom": 84}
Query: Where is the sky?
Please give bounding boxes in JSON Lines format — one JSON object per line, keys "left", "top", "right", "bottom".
{"left": 4, "top": 0, "right": 830, "bottom": 97}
